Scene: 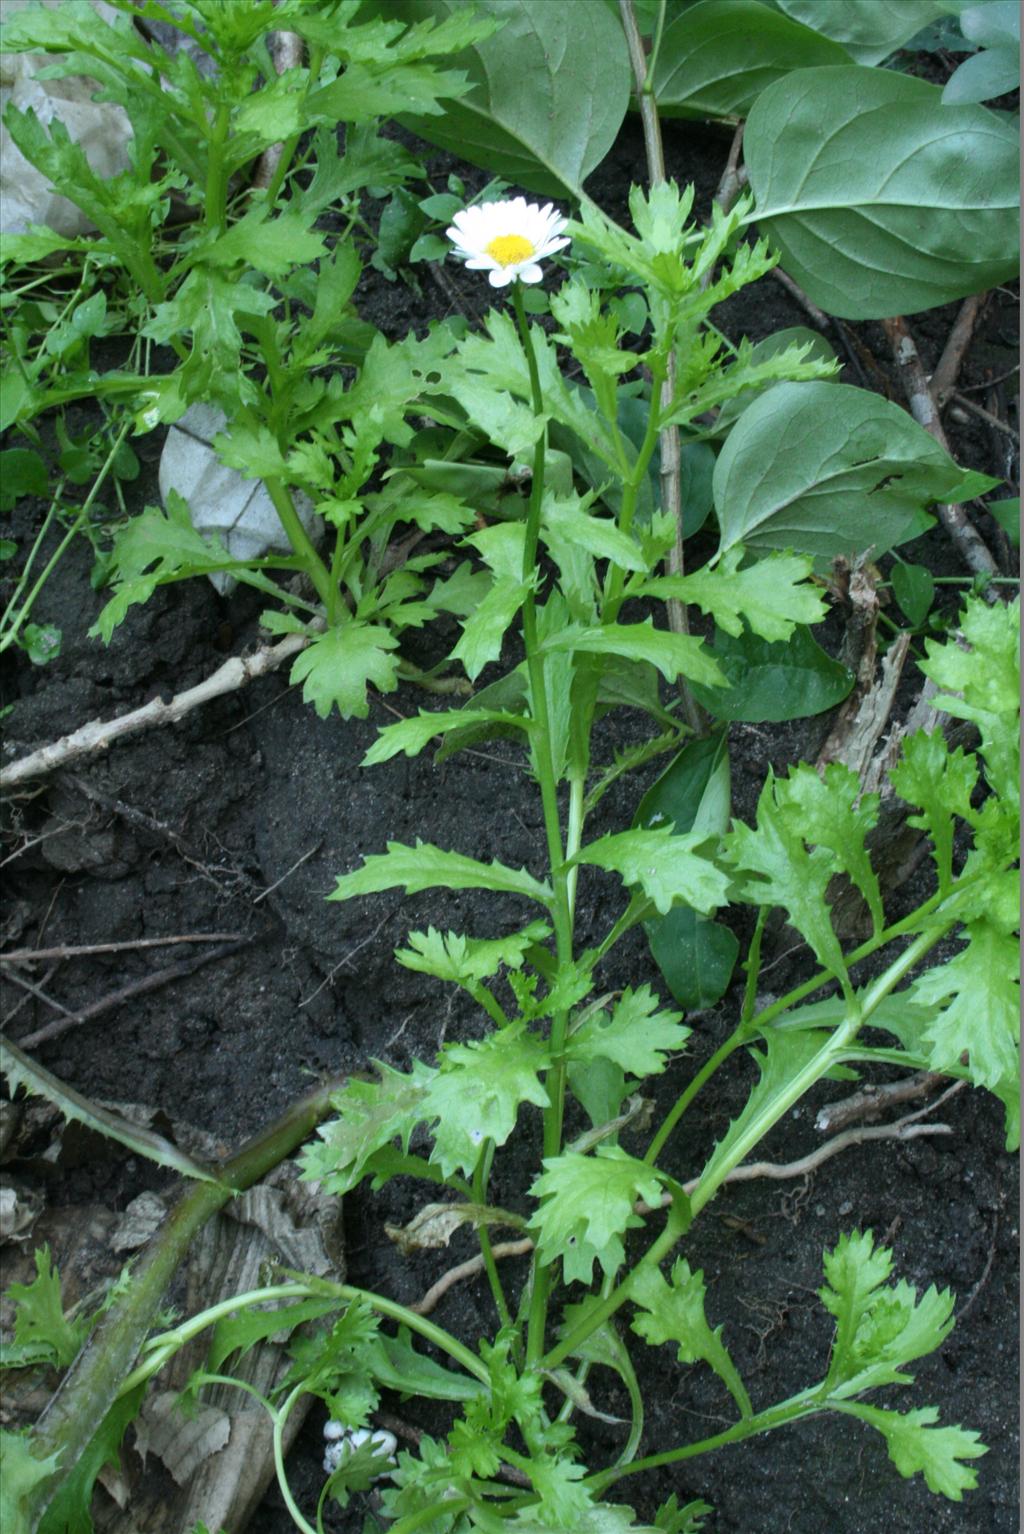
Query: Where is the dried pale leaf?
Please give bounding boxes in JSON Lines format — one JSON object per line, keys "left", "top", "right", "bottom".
{"left": 111, "top": 1192, "right": 167, "bottom": 1254}
{"left": 133, "top": 1390, "right": 231, "bottom": 1486}
{"left": 385, "top": 1201, "right": 523, "bottom": 1255}
{"left": 0, "top": 1176, "right": 44, "bottom": 1243}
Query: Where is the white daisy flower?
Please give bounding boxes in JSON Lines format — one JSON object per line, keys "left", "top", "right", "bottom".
{"left": 446, "top": 196, "right": 570, "bottom": 287}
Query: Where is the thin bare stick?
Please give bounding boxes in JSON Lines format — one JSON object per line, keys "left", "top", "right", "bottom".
{"left": 2, "top": 933, "right": 248, "bottom": 965}
{"left": 253, "top": 842, "right": 322, "bottom": 905}
{"left": 954, "top": 1212, "right": 1000, "bottom": 1323}
{"left": 929, "top": 292, "right": 988, "bottom": 406}
{"left": 0, "top": 629, "right": 314, "bottom": 791}
{"left": 815, "top": 1069, "right": 954, "bottom": 1135}
{"left": 882, "top": 314, "right": 999, "bottom": 579}
{"left": 635, "top": 1116, "right": 955, "bottom": 1213}
{"left": 768, "top": 268, "right": 872, "bottom": 390}
{"left": 713, "top": 123, "right": 747, "bottom": 215}
{"left": 410, "top": 1239, "right": 534, "bottom": 1316}
{"left": 949, "top": 388, "right": 1020, "bottom": 442}
{"left": 4, "top": 968, "right": 73, "bottom": 1016}
{"left": 13, "top": 938, "right": 253, "bottom": 1050}
{"left": 769, "top": 267, "right": 831, "bottom": 329}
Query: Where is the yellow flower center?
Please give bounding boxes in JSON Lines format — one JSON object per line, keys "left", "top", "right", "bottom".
{"left": 485, "top": 233, "right": 535, "bottom": 267}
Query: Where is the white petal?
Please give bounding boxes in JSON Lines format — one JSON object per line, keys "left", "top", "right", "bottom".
{"left": 517, "top": 264, "right": 544, "bottom": 284}
{"left": 488, "top": 268, "right": 514, "bottom": 287}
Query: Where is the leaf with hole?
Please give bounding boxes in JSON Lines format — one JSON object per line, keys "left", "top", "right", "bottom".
{"left": 714, "top": 381, "right": 999, "bottom": 560}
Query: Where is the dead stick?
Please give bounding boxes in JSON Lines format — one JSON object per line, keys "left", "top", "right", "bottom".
{"left": 0, "top": 630, "right": 312, "bottom": 790}
{"left": 768, "top": 269, "right": 872, "bottom": 391}
{"left": 251, "top": 21, "right": 304, "bottom": 190}
{"left": 881, "top": 314, "right": 999, "bottom": 579}
{"left": 14, "top": 938, "right": 253, "bottom": 1050}
{"left": 2, "top": 933, "right": 248, "bottom": 965}
{"left": 949, "top": 388, "right": 1020, "bottom": 442}
{"left": 815, "top": 1069, "right": 953, "bottom": 1135}
{"left": 929, "top": 292, "right": 987, "bottom": 406}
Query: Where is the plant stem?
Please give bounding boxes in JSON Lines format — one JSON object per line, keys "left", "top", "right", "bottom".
{"left": 541, "top": 1207, "right": 686, "bottom": 1373}
{"left": 262, "top": 476, "right": 335, "bottom": 615}
{"left": 24, "top": 1075, "right": 352, "bottom": 1530}
{"left": 511, "top": 281, "right": 575, "bottom": 1367}
{"left": 387, "top": 1500, "right": 472, "bottom": 1534}
{"left": 273, "top": 1382, "right": 320, "bottom": 1534}
{"left": 0, "top": 418, "right": 131, "bottom": 653}
{"left": 474, "top": 1141, "right": 513, "bottom": 1330}
{"left": 643, "top": 1026, "right": 750, "bottom": 1166}
{"left": 205, "top": 96, "right": 232, "bottom": 232}
{"left": 586, "top": 1388, "right": 823, "bottom": 1494}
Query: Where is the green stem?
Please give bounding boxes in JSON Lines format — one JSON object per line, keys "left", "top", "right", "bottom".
{"left": 205, "top": 96, "right": 232, "bottom": 232}
{"left": 0, "top": 495, "right": 60, "bottom": 646}
{"left": 274, "top": 1382, "right": 320, "bottom": 1534}
{"left": 25, "top": 1075, "right": 351, "bottom": 1530}
{"left": 0, "top": 418, "right": 130, "bottom": 653}
{"left": 586, "top": 1388, "right": 822, "bottom": 1494}
{"left": 511, "top": 281, "right": 576, "bottom": 1367}
{"left": 541, "top": 1209, "right": 685, "bottom": 1373}
{"left": 474, "top": 1142, "right": 513, "bottom": 1330}
{"left": 387, "top": 1500, "right": 472, "bottom": 1534}
{"left": 644, "top": 1026, "right": 750, "bottom": 1167}
{"left": 262, "top": 476, "right": 335, "bottom": 615}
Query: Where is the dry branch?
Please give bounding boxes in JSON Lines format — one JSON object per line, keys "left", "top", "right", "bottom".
{"left": 882, "top": 314, "right": 999, "bottom": 579}
{"left": 0, "top": 630, "right": 311, "bottom": 790}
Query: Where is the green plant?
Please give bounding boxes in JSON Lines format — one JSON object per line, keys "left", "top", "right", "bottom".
{"left": 1, "top": 0, "right": 504, "bottom": 715}
{"left": 8, "top": 184, "right": 1016, "bottom": 1533}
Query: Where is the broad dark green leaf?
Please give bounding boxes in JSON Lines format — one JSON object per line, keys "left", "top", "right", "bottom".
{"left": 376, "top": 0, "right": 630, "bottom": 196}
{"left": 635, "top": 730, "right": 729, "bottom": 837}
{"left": 774, "top": 0, "right": 957, "bottom": 65}
{"left": 652, "top": 0, "right": 850, "bottom": 119}
{"left": 942, "top": 45, "right": 1020, "bottom": 105}
{"left": 714, "top": 381, "right": 999, "bottom": 560}
{"left": 744, "top": 68, "right": 1019, "bottom": 318}
{"left": 0, "top": 449, "right": 48, "bottom": 510}
{"left": 646, "top": 906, "right": 740, "bottom": 1012}
{"left": 689, "top": 622, "right": 852, "bottom": 722}
{"left": 890, "top": 562, "right": 935, "bottom": 627}
{"left": 986, "top": 496, "right": 1019, "bottom": 547}
{"left": 636, "top": 732, "right": 737, "bottom": 1011}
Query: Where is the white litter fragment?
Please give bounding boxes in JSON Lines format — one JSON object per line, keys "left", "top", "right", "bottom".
{"left": 321, "top": 1424, "right": 398, "bottom": 1478}
{"left": 158, "top": 403, "right": 319, "bottom": 594}
{"left": 0, "top": 1, "right": 133, "bottom": 236}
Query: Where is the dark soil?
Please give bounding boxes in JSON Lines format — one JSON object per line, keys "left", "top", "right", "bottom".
{"left": 1, "top": 112, "right": 1019, "bottom": 1534}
